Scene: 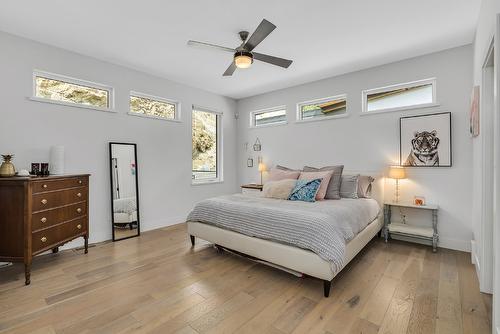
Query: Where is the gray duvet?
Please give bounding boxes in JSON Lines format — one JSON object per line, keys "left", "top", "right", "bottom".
{"left": 186, "top": 194, "right": 380, "bottom": 273}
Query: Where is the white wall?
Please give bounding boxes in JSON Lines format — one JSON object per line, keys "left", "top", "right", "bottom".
{"left": 0, "top": 31, "right": 238, "bottom": 247}
{"left": 237, "top": 45, "right": 473, "bottom": 252}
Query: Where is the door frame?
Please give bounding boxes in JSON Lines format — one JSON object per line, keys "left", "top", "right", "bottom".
{"left": 492, "top": 13, "right": 500, "bottom": 334}
{"left": 480, "top": 37, "right": 495, "bottom": 294}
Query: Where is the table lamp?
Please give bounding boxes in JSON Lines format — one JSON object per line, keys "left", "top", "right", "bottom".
{"left": 388, "top": 166, "right": 406, "bottom": 203}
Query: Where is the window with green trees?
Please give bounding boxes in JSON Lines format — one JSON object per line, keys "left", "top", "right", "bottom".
{"left": 192, "top": 108, "right": 220, "bottom": 182}
{"left": 129, "top": 93, "right": 177, "bottom": 120}
{"left": 34, "top": 72, "right": 111, "bottom": 109}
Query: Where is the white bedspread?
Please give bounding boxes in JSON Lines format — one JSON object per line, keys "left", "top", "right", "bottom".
{"left": 187, "top": 194, "right": 380, "bottom": 273}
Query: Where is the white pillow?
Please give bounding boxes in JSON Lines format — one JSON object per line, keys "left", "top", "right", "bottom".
{"left": 262, "top": 179, "right": 297, "bottom": 199}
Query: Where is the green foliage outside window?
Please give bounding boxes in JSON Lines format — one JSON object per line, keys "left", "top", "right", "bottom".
{"left": 130, "top": 95, "right": 175, "bottom": 119}
{"left": 192, "top": 110, "right": 217, "bottom": 180}
{"left": 36, "top": 77, "right": 108, "bottom": 108}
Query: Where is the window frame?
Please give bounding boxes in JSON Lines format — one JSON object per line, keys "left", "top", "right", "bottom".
{"left": 191, "top": 105, "right": 223, "bottom": 185}
{"left": 249, "top": 105, "right": 287, "bottom": 128}
{"left": 361, "top": 78, "right": 438, "bottom": 115}
{"left": 296, "top": 94, "right": 348, "bottom": 123}
{"left": 128, "top": 91, "right": 181, "bottom": 122}
{"left": 31, "top": 70, "right": 115, "bottom": 112}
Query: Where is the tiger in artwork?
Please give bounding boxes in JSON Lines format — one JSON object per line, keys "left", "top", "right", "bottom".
{"left": 405, "top": 130, "right": 440, "bottom": 166}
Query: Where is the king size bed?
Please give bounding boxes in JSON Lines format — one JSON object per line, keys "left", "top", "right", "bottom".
{"left": 186, "top": 171, "right": 384, "bottom": 297}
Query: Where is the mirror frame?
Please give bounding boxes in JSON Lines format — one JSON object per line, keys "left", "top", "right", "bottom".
{"left": 109, "top": 142, "right": 141, "bottom": 241}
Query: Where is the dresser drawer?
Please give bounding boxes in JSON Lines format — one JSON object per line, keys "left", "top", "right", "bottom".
{"left": 33, "top": 177, "right": 87, "bottom": 194}
{"left": 32, "top": 202, "right": 87, "bottom": 231}
{"left": 32, "top": 188, "right": 88, "bottom": 212}
{"left": 32, "top": 218, "right": 86, "bottom": 253}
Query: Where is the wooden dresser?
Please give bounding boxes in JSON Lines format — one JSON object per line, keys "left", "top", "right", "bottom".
{"left": 0, "top": 174, "right": 89, "bottom": 285}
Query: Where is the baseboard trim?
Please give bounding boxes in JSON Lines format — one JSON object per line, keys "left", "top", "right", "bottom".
{"left": 437, "top": 237, "right": 471, "bottom": 252}
{"left": 141, "top": 216, "right": 186, "bottom": 233}
{"left": 470, "top": 239, "right": 481, "bottom": 280}
{"left": 56, "top": 216, "right": 187, "bottom": 252}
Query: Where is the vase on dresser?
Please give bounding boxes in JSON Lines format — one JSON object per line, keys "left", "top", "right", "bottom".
{"left": 0, "top": 154, "right": 16, "bottom": 177}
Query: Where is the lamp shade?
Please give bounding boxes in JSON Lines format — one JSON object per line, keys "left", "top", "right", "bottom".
{"left": 235, "top": 51, "right": 253, "bottom": 69}
{"left": 388, "top": 166, "right": 406, "bottom": 179}
{"left": 258, "top": 162, "right": 266, "bottom": 172}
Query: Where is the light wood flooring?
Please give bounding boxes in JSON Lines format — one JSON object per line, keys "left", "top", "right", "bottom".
{"left": 0, "top": 223, "right": 492, "bottom": 334}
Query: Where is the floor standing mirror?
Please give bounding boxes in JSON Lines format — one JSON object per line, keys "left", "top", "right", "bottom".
{"left": 109, "top": 142, "right": 140, "bottom": 241}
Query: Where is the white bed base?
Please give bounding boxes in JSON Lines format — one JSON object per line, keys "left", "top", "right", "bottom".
{"left": 187, "top": 171, "right": 384, "bottom": 297}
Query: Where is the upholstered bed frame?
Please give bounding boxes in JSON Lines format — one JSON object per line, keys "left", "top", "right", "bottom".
{"left": 187, "top": 171, "right": 384, "bottom": 297}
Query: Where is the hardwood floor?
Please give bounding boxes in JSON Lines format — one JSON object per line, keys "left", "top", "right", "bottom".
{"left": 0, "top": 223, "right": 492, "bottom": 334}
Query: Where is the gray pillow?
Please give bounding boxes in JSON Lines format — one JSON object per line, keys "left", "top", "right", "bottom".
{"left": 276, "top": 164, "right": 300, "bottom": 171}
{"left": 303, "top": 165, "right": 344, "bottom": 199}
{"left": 358, "top": 175, "right": 375, "bottom": 198}
{"left": 340, "top": 174, "right": 359, "bottom": 199}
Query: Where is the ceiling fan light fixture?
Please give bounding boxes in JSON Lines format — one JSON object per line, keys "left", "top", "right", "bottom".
{"left": 234, "top": 51, "right": 253, "bottom": 69}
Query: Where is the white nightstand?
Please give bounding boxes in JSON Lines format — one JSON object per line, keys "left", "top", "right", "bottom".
{"left": 241, "top": 184, "right": 263, "bottom": 196}
{"left": 383, "top": 202, "right": 439, "bottom": 252}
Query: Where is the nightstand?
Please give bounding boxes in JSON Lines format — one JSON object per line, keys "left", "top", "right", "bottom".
{"left": 241, "top": 184, "right": 263, "bottom": 196}
{"left": 383, "top": 202, "right": 439, "bottom": 252}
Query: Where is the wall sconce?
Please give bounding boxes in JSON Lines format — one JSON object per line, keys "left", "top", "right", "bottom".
{"left": 247, "top": 158, "right": 253, "bottom": 167}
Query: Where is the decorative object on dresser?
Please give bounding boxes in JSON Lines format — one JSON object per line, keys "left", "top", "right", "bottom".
{"left": 31, "top": 163, "right": 40, "bottom": 176}
{"left": 383, "top": 201, "right": 439, "bottom": 252}
{"left": 388, "top": 166, "right": 406, "bottom": 203}
{"left": 241, "top": 183, "right": 263, "bottom": 196}
{"left": 0, "top": 174, "right": 90, "bottom": 285}
{"left": 17, "top": 169, "right": 30, "bottom": 177}
{"left": 40, "top": 163, "right": 50, "bottom": 176}
{"left": 0, "top": 154, "right": 16, "bottom": 177}
{"left": 49, "top": 145, "right": 65, "bottom": 175}
{"left": 400, "top": 112, "right": 452, "bottom": 167}
{"left": 109, "top": 143, "right": 140, "bottom": 241}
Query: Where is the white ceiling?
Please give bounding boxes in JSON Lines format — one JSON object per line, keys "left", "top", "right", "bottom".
{"left": 0, "top": 0, "right": 481, "bottom": 99}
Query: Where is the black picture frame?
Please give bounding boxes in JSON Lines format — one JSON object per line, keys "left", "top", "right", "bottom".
{"left": 109, "top": 142, "right": 141, "bottom": 241}
{"left": 399, "top": 112, "right": 452, "bottom": 167}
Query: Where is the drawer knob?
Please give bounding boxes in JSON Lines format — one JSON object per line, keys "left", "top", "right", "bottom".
{"left": 41, "top": 199, "right": 48, "bottom": 205}
{"left": 77, "top": 224, "right": 82, "bottom": 230}
{"left": 76, "top": 208, "right": 82, "bottom": 213}
{"left": 77, "top": 192, "right": 82, "bottom": 198}
{"left": 42, "top": 184, "right": 48, "bottom": 189}
{"left": 41, "top": 237, "right": 47, "bottom": 243}
{"left": 78, "top": 180, "right": 83, "bottom": 184}
{"left": 41, "top": 217, "right": 47, "bottom": 223}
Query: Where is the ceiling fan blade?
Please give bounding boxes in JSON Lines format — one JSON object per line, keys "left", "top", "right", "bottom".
{"left": 243, "top": 19, "right": 276, "bottom": 51}
{"left": 223, "top": 62, "right": 237, "bottom": 76}
{"left": 187, "top": 40, "right": 235, "bottom": 53}
{"left": 253, "top": 52, "right": 293, "bottom": 68}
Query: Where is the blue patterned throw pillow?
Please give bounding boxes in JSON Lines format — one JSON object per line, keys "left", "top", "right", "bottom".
{"left": 288, "top": 179, "right": 322, "bottom": 202}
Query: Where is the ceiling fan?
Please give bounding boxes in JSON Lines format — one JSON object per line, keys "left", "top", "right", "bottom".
{"left": 187, "top": 19, "right": 293, "bottom": 76}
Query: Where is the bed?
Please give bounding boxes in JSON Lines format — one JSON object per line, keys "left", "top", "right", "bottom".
{"left": 186, "top": 171, "right": 384, "bottom": 297}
